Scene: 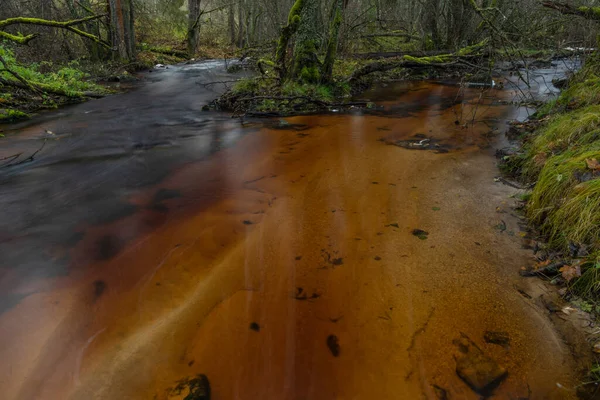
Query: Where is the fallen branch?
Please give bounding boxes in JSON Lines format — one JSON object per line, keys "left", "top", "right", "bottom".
{"left": 146, "top": 47, "right": 188, "bottom": 59}
{"left": 0, "top": 14, "right": 109, "bottom": 47}
{"left": 349, "top": 59, "right": 458, "bottom": 82}
{"left": 233, "top": 95, "right": 368, "bottom": 117}
{"left": 540, "top": 1, "right": 600, "bottom": 21}
{"left": 1, "top": 140, "right": 46, "bottom": 168}
{"left": 0, "top": 54, "right": 41, "bottom": 93}
{"left": 350, "top": 49, "right": 453, "bottom": 59}
{"left": 0, "top": 77, "right": 104, "bottom": 98}
{"left": 238, "top": 95, "right": 366, "bottom": 108}
{"left": 360, "top": 33, "right": 420, "bottom": 40}
{"left": 519, "top": 261, "right": 565, "bottom": 277}
{"left": 349, "top": 41, "right": 489, "bottom": 82}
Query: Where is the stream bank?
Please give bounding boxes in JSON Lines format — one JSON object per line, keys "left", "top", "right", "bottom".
{"left": 501, "top": 55, "right": 600, "bottom": 398}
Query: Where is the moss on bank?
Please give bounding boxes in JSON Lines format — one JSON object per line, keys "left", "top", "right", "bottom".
{"left": 0, "top": 44, "right": 110, "bottom": 121}
{"left": 507, "top": 58, "right": 600, "bottom": 302}
{"left": 0, "top": 108, "right": 28, "bottom": 123}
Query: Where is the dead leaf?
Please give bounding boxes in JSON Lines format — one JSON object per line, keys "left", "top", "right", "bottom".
{"left": 535, "top": 259, "right": 551, "bottom": 270}
{"left": 586, "top": 158, "right": 600, "bottom": 171}
{"left": 561, "top": 306, "right": 576, "bottom": 315}
{"left": 533, "top": 153, "right": 547, "bottom": 167}
{"left": 559, "top": 264, "right": 582, "bottom": 282}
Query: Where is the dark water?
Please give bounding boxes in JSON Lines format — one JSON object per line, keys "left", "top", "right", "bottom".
{"left": 0, "top": 60, "right": 581, "bottom": 400}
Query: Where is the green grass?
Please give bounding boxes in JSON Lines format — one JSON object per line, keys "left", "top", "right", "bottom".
{"left": 522, "top": 105, "right": 600, "bottom": 180}
{"left": 527, "top": 149, "right": 600, "bottom": 251}
{"left": 228, "top": 73, "right": 351, "bottom": 113}
{"left": 519, "top": 55, "right": 600, "bottom": 303}
{"left": 571, "top": 259, "right": 600, "bottom": 299}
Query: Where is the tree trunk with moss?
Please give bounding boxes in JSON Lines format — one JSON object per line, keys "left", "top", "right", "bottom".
{"left": 291, "top": 0, "right": 321, "bottom": 83}
{"left": 322, "top": 0, "right": 345, "bottom": 83}
{"left": 275, "top": 0, "right": 304, "bottom": 81}
{"left": 107, "top": 0, "right": 135, "bottom": 61}
{"left": 187, "top": 0, "right": 201, "bottom": 57}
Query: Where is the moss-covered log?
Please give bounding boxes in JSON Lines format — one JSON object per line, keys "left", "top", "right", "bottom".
{"left": 349, "top": 40, "right": 489, "bottom": 82}
{"left": 147, "top": 47, "right": 189, "bottom": 59}
{"left": 541, "top": 1, "right": 600, "bottom": 21}
{"left": 0, "top": 15, "right": 109, "bottom": 47}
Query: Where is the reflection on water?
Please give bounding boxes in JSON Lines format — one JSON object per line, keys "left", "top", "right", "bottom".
{"left": 0, "top": 61, "right": 580, "bottom": 399}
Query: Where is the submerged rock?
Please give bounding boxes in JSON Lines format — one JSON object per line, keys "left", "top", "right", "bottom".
{"left": 327, "top": 334, "right": 340, "bottom": 357}
{"left": 484, "top": 331, "right": 511, "bottom": 348}
{"left": 432, "top": 384, "right": 449, "bottom": 400}
{"left": 454, "top": 333, "right": 508, "bottom": 396}
{"left": 167, "top": 374, "right": 211, "bottom": 400}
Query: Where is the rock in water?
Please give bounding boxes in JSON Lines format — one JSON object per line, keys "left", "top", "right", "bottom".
{"left": 484, "top": 331, "right": 511, "bottom": 348}
{"left": 432, "top": 384, "right": 449, "bottom": 400}
{"left": 185, "top": 374, "right": 210, "bottom": 400}
{"left": 327, "top": 334, "right": 340, "bottom": 357}
{"left": 454, "top": 334, "right": 507, "bottom": 396}
{"left": 168, "top": 374, "right": 210, "bottom": 400}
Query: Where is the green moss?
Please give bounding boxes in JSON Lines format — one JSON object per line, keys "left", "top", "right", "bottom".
{"left": 528, "top": 147, "right": 600, "bottom": 251}
{"left": 519, "top": 59, "right": 600, "bottom": 301}
{"left": 288, "top": 0, "right": 305, "bottom": 23}
{"left": 299, "top": 66, "right": 320, "bottom": 84}
{"left": 232, "top": 78, "right": 261, "bottom": 94}
{"left": 524, "top": 105, "right": 600, "bottom": 178}
{"left": 579, "top": 6, "right": 600, "bottom": 20}
{"left": 0, "top": 45, "right": 106, "bottom": 97}
{"left": 0, "top": 109, "right": 29, "bottom": 122}
{"left": 403, "top": 54, "right": 449, "bottom": 64}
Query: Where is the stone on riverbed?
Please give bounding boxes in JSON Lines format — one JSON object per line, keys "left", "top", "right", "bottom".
{"left": 484, "top": 330, "right": 511, "bottom": 348}
{"left": 167, "top": 374, "right": 210, "bottom": 400}
{"left": 454, "top": 333, "right": 508, "bottom": 396}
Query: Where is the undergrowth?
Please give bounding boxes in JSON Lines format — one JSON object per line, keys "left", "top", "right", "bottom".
{"left": 0, "top": 44, "right": 108, "bottom": 121}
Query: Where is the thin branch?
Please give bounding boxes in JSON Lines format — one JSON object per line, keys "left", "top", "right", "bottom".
{"left": 540, "top": 1, "right": 600, "bottom": 21}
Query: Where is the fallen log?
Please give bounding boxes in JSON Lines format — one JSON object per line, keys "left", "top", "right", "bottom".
{"left": 232, "top": 95, "right": 368, "bottom": 117}
{"left": 349, "top": 41, "right": 489, "bottom": 82}
{"left": 541, "top": 1, "right": 600, "bottom": 21}
{"left": 350, "top": 49, "right": 454, "bottom": 60}
{"left": 0, "top": 77, "right": 104, "bottom": 98}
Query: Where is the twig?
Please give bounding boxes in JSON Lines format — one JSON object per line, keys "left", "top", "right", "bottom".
{"left": 1, "top": 140, "right": 46, "bottom": 168}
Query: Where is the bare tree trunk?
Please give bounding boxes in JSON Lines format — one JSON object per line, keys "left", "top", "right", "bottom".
{"left": 228, "top": 3, "right": 236, "bottom": 45}
{"left": 422, "top": 0, "right": 441, "bottom": 49}
{"left": 107, "top": 0, "right": 135, "bottom": 61}
{"left": 187, "top": 0, "right": 201, "bottom": 57}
